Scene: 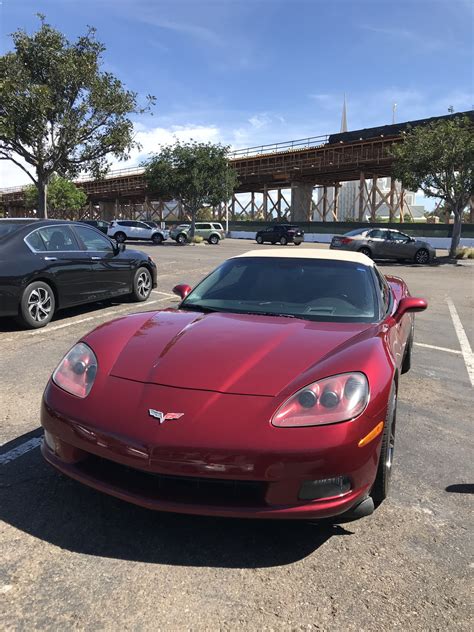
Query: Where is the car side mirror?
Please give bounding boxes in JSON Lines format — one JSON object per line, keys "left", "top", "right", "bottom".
{"left": 114, "top": 241, "right": 126, "bottom": 254}
{"left": 173, "top": 284, "right": 192, "bottom": 299}
{"left": 394, "top": 297, "right": 427, "bottom": 323}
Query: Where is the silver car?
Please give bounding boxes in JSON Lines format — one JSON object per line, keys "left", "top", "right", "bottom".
{"left": 170, "top": 222, "right": 225, "bottom": 245}
{"left": 330, "top": 228, "right": 435, "bottom": 264}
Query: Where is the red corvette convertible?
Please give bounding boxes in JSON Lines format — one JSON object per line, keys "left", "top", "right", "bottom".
{"left": 41, "top": 249, "right": 427, "bottom": 520}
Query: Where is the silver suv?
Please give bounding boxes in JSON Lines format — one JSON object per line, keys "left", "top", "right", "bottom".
{"left": 170, "top": 222, "right": 226, "bottom": 245}
{"left": 108, "top": 220, "right": 169, "bottom": 245}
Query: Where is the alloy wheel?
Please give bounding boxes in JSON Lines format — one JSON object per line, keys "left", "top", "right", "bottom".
{"left": 137, "top": 271, "right": 151, "bottom": 299}
{"left": 415, "top": 249, "right": 429, "bottom": 264}
{"left": 28, "top": 287, "right": 52, "bottom": 323}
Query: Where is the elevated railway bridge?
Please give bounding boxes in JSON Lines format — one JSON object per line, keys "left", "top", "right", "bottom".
{"left": 2, "top": 111, "right": 472, "bottom": 223}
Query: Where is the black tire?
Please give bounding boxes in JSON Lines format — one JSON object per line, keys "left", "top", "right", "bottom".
{"left": 208, "top": 234, "right": 219, "bottom": 245}
{"left": 358, "top": 246, "right": 372, "bottom": 258}
{"left": 18, "top": 281, "right": 56, "bottom": 329}
{"left": 151, "top": 233, "right": 163, "bottom": 245}
{"left": 176, "top": 233, "right": 187, "bottom": 245}
{"left": 114, "top": 232, "right": 126, "bottom": 243}
{"left": 280, "top": 236, "right": 288, "bottom": 246}
{"left": 414, "top": 248, "right": 429, "bottom": 265}
{"left": 401, "top": 323, "right": 414, "bottom": 374}
{"left": 294, "top": 241, "right": 302, "bottom": 246}
{"left": 256, "top": 235, "right": 264, "bottom": 245}
{"left": 131, "top": 267, "right": 152, "bottom": 302}
{"left": 371, "top": 382, "right": 397, "bottom": 505}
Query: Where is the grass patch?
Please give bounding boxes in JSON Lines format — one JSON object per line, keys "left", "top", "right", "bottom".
{"left": 455, "top": 247, "right": 474, "bottom": 259}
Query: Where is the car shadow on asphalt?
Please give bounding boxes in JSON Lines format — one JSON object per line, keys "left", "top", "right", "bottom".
{"left": 1, "top": 429, "right": 354, "bottom": 569}
{"left": 445, "top": 484, "right": 474, "bottom": 494}
{"left": 0, "top": 296, "right": 141, "bottom": 333}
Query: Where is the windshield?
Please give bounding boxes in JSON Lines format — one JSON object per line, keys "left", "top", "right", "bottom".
{"left": 344, "top": 229, "right": 367, "bottom": 236}
{"left": 181, "top": 257, "right": 379, "bottom": 322}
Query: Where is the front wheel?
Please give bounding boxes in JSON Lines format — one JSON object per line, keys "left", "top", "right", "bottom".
{"left": 151, "top": 233, "right": 163, "bottom": 245}
{"left": 18, "top": 281, "right": 56, "bottom": 329}
{"left": 294, "top": 241, "right": 302, "bottom": 246}
{"left": 414, "top": 248, "right": 430, "bottom": 264}
{"left": 176, "top": 233, "right": 187, "bottom": 245}
{"left": 208, "top": 234, "right": 220, "bottom": 245}
{"left": 371, "top": 382, "right": 397, "bottom": 505}
{"left": 131, "top": 267, "right": 152, "bottom": 302}
{"left": 256, "top": 235, "right": 264, "bottom": 245}
{"left": 280, "top": 236, "right": 288, "bottom": 246}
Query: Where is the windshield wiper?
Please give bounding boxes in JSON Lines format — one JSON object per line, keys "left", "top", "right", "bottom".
{"left": 180, "top": 303, "right": 220, "bottom": 313}
{"left": 257, "top": 312, "right": 299, "bottom": 319}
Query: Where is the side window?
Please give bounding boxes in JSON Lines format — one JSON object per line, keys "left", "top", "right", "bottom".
{"left": 390, "top": 232, "right": 409, "bottom": 242}
{"left": 368, "top": 229, "right": 390, "bottom": 240}
{"left": 25, "top": 230, "right": 47, "bottom": 252}
{"left": 375, "top": 268, "right": 391, "bottom": 314}
{"left": 136, "top": 222, "right": 149, "bottom": 229}
{"left": 74, "top": 226, "right": 114, "bottom": 252}
{"left": 37, "top": 226, "right": 79, "bottom": 251}
{"left": 197, "top": 223, "right": 212, "bottom": 230}
{"left": 212, "top": 223, "right": 223, "bottom": 230}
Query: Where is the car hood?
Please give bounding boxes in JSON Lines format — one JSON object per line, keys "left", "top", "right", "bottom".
{"left": 108, "top": 310, "right": 374, "bottom": 396}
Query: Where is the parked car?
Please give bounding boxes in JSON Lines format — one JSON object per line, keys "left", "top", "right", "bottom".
{"left": 0, "top": 219, "right": 157, "bottom": 328}
{"left": 170, "top": 222, "right": 225, "bottom": 244}
{"left": 40, "top": 248, "right": 427, "bottom": 521}
{"left": 108, "top": 220, "right": 169, "bottom": 244}
{"left": 79, "top": 220, "right": 110, "bottom": 234}
{"left": 256, "top": 224, "right": 304, "bottom": 245}
{"left": 330, "top": 228, "right": 435, "bottom": 264}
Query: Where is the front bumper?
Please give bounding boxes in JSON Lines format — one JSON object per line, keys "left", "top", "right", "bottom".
{"left": 41, "top": 379, "right": 385, "bottom": 519}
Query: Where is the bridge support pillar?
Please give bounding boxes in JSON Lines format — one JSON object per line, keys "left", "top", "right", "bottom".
{"left": 290, "top": 182, "right": 313, "bottom": 222}
{"left": 100, "top": 201, "right": 117, "bottom": 221}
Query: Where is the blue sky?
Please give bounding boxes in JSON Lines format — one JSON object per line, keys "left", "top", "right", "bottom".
{"left": 1, "top": 0, "right": 473, "bottom": 189}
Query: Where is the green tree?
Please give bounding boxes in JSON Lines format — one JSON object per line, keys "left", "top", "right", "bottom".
{"left": 24, "top": 175, "right": 87, "bottom": 212}
{"left": 143, "top": 141, "right": 239, "bottom": 237}
{"left": 0, "top": 16, "right": 154, "bottom": 218}
{"left": 391, "top": 115, "right": 474, "bottom": 257}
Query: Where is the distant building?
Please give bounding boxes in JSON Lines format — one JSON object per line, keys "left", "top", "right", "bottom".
{"left": 313, "top": 177, "right": 419, "bottom": 221}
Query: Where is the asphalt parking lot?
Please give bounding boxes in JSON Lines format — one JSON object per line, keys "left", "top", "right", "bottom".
{"left": 1, "top": 238, "right": 473, "bottom": 631}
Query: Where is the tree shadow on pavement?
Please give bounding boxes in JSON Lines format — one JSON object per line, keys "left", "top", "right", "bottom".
{"left": 0, "top": 430, "right": 353, "bottom": 569}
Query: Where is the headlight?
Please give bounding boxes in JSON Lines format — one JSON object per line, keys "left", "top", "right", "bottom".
{"left": 272, "top": 372, "right": 369, "bottom": 427}
{"left": 52, "top": 342, "right": 98, "bottom": 398}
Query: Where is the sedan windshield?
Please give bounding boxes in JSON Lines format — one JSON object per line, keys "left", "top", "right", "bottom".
{"left": 181, "top": 257, "right": 379, "bottom": 322}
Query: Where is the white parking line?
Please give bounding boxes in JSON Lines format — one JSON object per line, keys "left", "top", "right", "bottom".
{"left": 414, "top": 342, "right": 462, "bottom": 355}
{"left": 0, "top": 437, "right": 42, "bottom": 465}
{"left": 447, "top": 297, "right": 474, "bottom": 387}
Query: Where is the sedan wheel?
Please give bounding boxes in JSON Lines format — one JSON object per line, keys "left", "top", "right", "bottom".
{"left": 358, "top": 246, "right": 372, "bottom": 258}
{"left": 132, "top": 267, "right": 152, "bottom": 302}
{"left": 414, "top": 248, "right": 430, "bottom": 264}
{"left": 256, "top": 235, "right": 264, "bottom": 244}
{"left": 372, "top": 383, "right": 397, "bottom": 505}
{"left": 19, "top": 281, "right": 56, "bottom": 329}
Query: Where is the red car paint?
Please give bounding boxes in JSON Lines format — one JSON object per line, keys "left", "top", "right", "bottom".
{"left": 41, "top": 273, "right": 426, "bottom": 519}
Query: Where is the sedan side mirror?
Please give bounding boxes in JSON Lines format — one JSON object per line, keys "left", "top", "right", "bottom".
{"left": 394, "top": 297, "right": 427, "bottom": 323}
{"left": 173, "top": 284, "right": 192, "bottom": 299}
{"left": 113, "top": 241, "right": 126, "bottom": 254}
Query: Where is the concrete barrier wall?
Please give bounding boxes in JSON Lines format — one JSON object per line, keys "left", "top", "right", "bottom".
{"left": 229, "top": 231, "right": 474, "bottom": 250}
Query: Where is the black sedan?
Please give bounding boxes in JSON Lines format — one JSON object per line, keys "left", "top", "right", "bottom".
{"left": 0, "top": 219, "right": 157, "bottom": 328}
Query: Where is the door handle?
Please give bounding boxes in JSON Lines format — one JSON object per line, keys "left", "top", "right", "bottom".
{"left": 43, "top": 256, "right": 58, "bottom": 261}
{"left": 91, "top": 256, "right": 101, "bottom": 260}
